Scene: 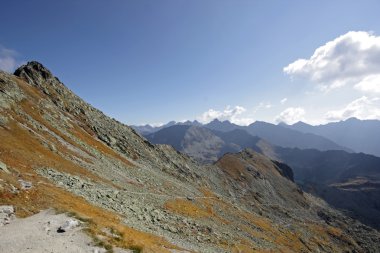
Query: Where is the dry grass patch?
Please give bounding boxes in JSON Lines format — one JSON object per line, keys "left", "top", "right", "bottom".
{"left": 0, "top": 121, "right": 111, "bottom": 185}
{"left": 164, "top": 198, "right": 213, "bottom": 219}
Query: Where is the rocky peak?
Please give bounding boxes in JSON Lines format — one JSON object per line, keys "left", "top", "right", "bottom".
{"left": 13, "top": 61, "right": 76, "bottom": 112}
{"left": 14, "top": 61, "right": 57, "bottom": 87}
{"left": 209, "top": 118, "right": 222, "bottom": 124}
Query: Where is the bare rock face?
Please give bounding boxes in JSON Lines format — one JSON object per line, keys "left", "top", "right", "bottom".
{"left": 14, "top": 61, "right": 55, "bottom": 88}
{"left": 272, "top": 160, "right": 294, "bottom": 181}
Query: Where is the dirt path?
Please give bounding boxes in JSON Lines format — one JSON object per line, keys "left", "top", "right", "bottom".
{"left": 0, "top": 208, "right": 130, "bottom": 253}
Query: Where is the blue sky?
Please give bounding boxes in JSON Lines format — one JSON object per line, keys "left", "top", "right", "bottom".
{"left": 1, "top": 1, "right": 380, "bottom": 125}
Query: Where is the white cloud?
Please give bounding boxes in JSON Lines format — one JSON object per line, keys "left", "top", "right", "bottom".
{"left": 264, "top": 103, "right": 272, "bottom": 109}
{"left": 252, "top": 102, "right": 273, "bottom": 114}
{"left": 354, "top": 74, "right": 380, "bottom": 93}
{"left": 284, "top": 31, "right": 380, "bottom": 91}
{"left": 325, "top": 96, "right": 380, "bottom": 121}
{"left": 150, "top": 122, "right": 165, "bottom": 127}
{"left": 280, "top": 98, "right": 288, "bottom": 104}
{"left": 197, "top": 105, "right": 253, "bottom": 125}
{"left": 0, "top": 46, "right": 19, "bottom": 72}
{"left": 275, "top": 107, "right": 305, "bottom": 124}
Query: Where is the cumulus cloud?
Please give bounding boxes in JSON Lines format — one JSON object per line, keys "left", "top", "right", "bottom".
{"left": 275, "top": 107, "right": 306, "bottom": 124}
{"left": 325, "top": 96, "right": 380, "bottom": 121}
{"left": 280, "top": 98, "right": 288, "bottom": 104}
{"left": 354, "top": 74, "right": 380, "bottom": 93}
{"left": 284, "top": 31, "right": 380, "bottom": 91}
{"left": 197, "top": 105, "right": 253, "bottom": 125}
{"left": 0, "top": 46, "right": 19, "bottom": 72}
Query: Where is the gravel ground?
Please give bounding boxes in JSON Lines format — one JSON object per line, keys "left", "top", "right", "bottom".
{"left": 0, "top": 208, "right": 131, "bottom": 253}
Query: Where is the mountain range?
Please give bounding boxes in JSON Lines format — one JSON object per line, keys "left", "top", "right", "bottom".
{"left": 134, "top": 118, "right": 353, "bottom": 153}
{"left": 284, "top": 118, "right": 380, "bottom": 157}
{"left": 145, "top": 124, "right": 380, "bottom": 230}
{"left": 1, "top": 62, "right": 379, "bottom": 252}
{"left": 135, "top": 117, "right": 380, "bottom": 157}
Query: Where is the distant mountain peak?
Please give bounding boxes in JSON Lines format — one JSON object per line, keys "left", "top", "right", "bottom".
{"left": 165, "top": 121, "right": 177, "bottom": 127}
{"left": 249, "top": 120, "right": 269, "bottom": 127}
{"left": 210, "top": 118, "right": 222, "bottom": 123}
{"left": 208, "top": 118, "right": 233, "bottom": 124}
{"left": 192, "top": 120, "right": 202, "bottom": 126}
{"left": 204, "top": 119, "right": 239, "bottom": 132}
{"left": 292, "top": 121, "right": 311, "bottom": 127}
{"left": 277, "top": 121, "right": 288, "bottom": 127}
{"left": 345, "top": 117, "right": 360, "bottom": 122}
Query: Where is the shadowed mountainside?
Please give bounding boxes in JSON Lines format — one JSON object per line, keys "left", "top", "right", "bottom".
{"left": 286, "top": 118, "right": 380, "bottom": 157}
{"left": 275, "top": 147, "right": 380, "bottom": 229}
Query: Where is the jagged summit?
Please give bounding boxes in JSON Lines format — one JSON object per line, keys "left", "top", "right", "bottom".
{"left": 14, "top": 61, "right": 57, "bottom": 86}
{"left": 204, "top": 119, "right": 239, "bottom": 132}
{"left": 292, "top": 121, "right": 310, "bottom": 126}
{"left": 13, "top": 61, "right": 71, "bottom": 106}
{"left": 209, "top": 118, "right": 222, "bottom": 123}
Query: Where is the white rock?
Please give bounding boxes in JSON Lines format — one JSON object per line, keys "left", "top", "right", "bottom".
{"left": 0, "top": 205, "right": 15, "bottom": 226}
{"left": 18, "top": 180, "right": 33, "bottom": 190}
{"left": 0, "top": 161, "right": 10, "bottom": 174}
{"left": 57, "top": 219, "right": 79, "bottom": 233}
{"left": 0, "top": 205, "right": 14, "bottom": 214}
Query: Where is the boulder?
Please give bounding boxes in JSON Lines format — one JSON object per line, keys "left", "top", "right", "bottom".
{"left": 0, "top": 115, "right": 8, "bottom": 127}
{"left": 0, "top": 205, "right": 15, "bottom": 226}
{"left": 18, "top": 180, "right": 33, "bottom": 190}
{"left": 0, "top": 161, "right": 10, "bottom": 174}
{"left": 57, "top": 219, "right": 79, "bottom": 233}
{"left": 0, "top": 205, "right": 14, "bottom": 214}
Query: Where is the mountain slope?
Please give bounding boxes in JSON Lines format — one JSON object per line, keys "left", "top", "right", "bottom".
{"left": 208, "top": 150, "right": 380, "bottom": 252}
{"left": 287, "top": 118, "right": 380, "bottom": 157}
{"left": 0, "top": 62, "right": 379, "bottom": 252}
{"left": 145, "top": 123, "right": 380, "bottom": 230}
